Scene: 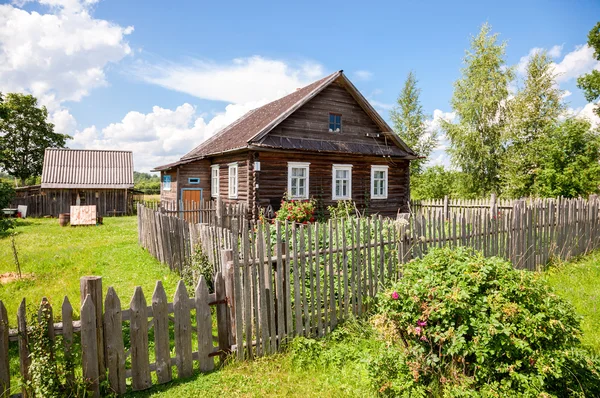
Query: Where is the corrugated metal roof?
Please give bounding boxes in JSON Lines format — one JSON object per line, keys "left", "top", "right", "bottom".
{"left": 41, "top": 149, "right": 134, "bottom": 189}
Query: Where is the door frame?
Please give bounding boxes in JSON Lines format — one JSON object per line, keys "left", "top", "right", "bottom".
{"left": 180, "top": 188, "right": 203, "bottom": 219}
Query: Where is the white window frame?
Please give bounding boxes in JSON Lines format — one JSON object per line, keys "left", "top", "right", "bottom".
{"left": 287, "top": 162, "right": 310, "bottom": 200}
{"left": 162, "top": 174, "right": 171, "bottom": 191}
{"left": 332, "top": 164, "right": 353, "bottom": 200}
{"left": 228, "top": 162, "right": 238, "bottom": 199}
{"left": 371, "top": 165, "right": 389, "bottom": 199}
{"left": 211, "top": 165, "right": 220, "bottom": 198}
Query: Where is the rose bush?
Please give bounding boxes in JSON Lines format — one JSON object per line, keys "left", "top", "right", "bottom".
{"left": 275, "top": 198, "right": 315, "bottom": 224}
{"left": 370, "top": 247, "right": 600, "bottom": 397}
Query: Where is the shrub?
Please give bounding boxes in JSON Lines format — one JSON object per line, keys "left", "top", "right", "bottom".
{"left": 0, "top": 181, "right": 15, "bottom": 233}
{"left": 275, "top": 198, "right": 315, "bottom": 224}
{"left": 370, "top": 247, "right": 600, "bottom": 397}
{"left": 327, "top": 200, "right": 357, "bottom": 218}
{"left": 181, "top": 246, "right": 214, "bottom": 292}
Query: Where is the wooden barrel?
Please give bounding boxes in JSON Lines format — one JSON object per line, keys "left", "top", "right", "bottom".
{"left": 59, "top": 213, "right": 70, "bottom": 227}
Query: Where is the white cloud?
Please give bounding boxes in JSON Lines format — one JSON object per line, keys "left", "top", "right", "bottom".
{"left": 353, "top": 70, "right": 373, "bottom": 81}
{"left": 575, "top": 102, "right": 600, "bottom": 129}
{"left": 553, "top": 44, "right": 600, "bottom": 83}
{"left": 69, "top": 101, "right": 266, "bottom": 172}
{"left": 133, "top": 56, "right": 326, "bottom": 104}
{"left": 422, "top": 109, "right": 456, "bottom": 168}
{"left": 516, "top": 45, "right": 563, "bottom": 76}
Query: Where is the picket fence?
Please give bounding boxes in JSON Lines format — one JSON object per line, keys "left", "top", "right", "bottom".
{"left": 0, "top": 276, "right": 232, "bottom": 397}
{"left": 160, "top": 199, "right": 247, "bottom": 227}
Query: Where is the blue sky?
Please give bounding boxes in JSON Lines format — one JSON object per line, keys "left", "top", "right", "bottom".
{"left": 1, "top": 0, "right": 599, "bottom": 171}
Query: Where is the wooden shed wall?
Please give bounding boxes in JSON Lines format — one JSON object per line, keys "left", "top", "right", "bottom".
{"left": 210, "top": 152, "right": 254, "bottom": 210}
{"left": 255, "top": 151, "right": 410, "bottom": 217}
{"left": 160, "top": 160, "right": 211, "bottom": 206}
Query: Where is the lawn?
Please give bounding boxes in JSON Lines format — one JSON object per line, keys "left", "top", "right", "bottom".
{"left": 0, "top": 217, "right": 180, "bottom": 326}
{"left": 545, "top": 250, "right": 600, "bottom": 353}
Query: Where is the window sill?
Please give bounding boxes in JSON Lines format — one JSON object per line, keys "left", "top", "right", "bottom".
{"left": 332, "top": 197, "right": 352, "bottom": 201}
{"left": 371, "top": 196, "right": 388, "bottom": 200}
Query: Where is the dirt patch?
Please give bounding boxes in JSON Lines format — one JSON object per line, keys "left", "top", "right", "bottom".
{"left": 0, "top": 272, "right": 34, "bottom": 284}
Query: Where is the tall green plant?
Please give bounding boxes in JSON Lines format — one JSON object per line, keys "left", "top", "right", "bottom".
{"left": 442, "top": 23, "right": 514, "bottom": 196}
{"left": 502, "top": 51, "right": 565, "bottom": 197}
{"left": 577, "top": 22, "right": 600, "bottom": 118}
{"left": 390, "top": 71, "right": 436, "bottom": 175}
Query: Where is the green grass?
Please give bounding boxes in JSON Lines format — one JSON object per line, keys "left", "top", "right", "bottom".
{"left": 545, "top": 250, "right": 600, "bottom": 353}
{"left": 127, "top": 319, "right": 381, "bottom": 398}
{"left": 0, "top": 217, "right": 180, "bottom": 326}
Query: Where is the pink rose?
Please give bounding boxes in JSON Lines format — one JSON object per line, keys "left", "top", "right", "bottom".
{"left": 415, "top": 326, "right": 422, "bottom": 335}
{"left": 391, "top": 291, "right": 399, "bottom": 300}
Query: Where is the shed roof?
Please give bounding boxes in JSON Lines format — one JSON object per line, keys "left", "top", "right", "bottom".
{"left": 41, "top": 148, "right": 134, "bottom": 189}
{"left": 154, "top": 70, "right": 416, "bottom": 171}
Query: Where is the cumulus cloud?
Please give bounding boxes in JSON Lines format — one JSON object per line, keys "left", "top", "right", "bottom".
{"left": 69, "top": 101, "right": 267, "bottom": 172}
{"left": 423, "top": 109, "right": 456, "bottom": 168}
{"left": 0, "top": 0, "right": 133, "bottom": 137}
{"left": 134, "top": 56, "right": 326, "bottom": 104}
{"left": 353, "top": 70, "right": 373, "bottom": 81}
{"left": 553, "top": 44, "right": 600, "bottom": 83}
{"left": 566, "top": 102, "right": 600, "bottom": 129}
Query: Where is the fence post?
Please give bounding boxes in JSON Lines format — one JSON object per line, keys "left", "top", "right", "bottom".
{"left": 0, "top": 301, "right": 9, "bottom": 397}
{"left": 81, "top": 295, "right": 100, "bottom": 398}
{"left": 80, "top": 276, "right": 105, "bottom": 382}
{"left": 443, "top": 195, "right": 449, "bottom": 220}
{"left": 215, "top": 272, "right": 230, "bottom": 362}
{"left": 490, "top": 193, "right": 497, "bottom": 219}
{"left": 222, "top": 249, "right": 236, "bottom": 346}
{"left": 216, "top": 197, "right": 223, "bottom": 228}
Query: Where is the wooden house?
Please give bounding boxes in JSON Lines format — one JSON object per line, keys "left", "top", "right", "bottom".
{"left": 13, "top": 148, "right": 135, "bottom": 217}
{"left": 153, "top": 70, "right": 417, "bottom": 218}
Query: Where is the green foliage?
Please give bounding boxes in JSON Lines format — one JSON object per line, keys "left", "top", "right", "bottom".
{"left": 327, "top": 200, "right": 357, "bottom": 218}
{"left": 134, "top": 171, "right": 160, "bottom": 194}
{"left": 0, "top": 93, "right": 70, "bottom": 183}
{"left": 371, "top": 247, "right": 600, "bottom": 397}
{"left": 442, "top": 23, "right": 514, "bottom": 196}
{"left": 391, "top": 71, "right": 437, "bottom": 175}
{"left": 410, "top": 166, "right": 476, "bottom": 200}
{"left": 501, "top": 51, "right": 565, "bottom": 198}
{"left": 181, "top": 246, "right": 214, "bottom": 293}
{"left": 576, "top": 22, "right": 600, "bottom": 117}
{"left": 532, "top": 118, "right": 600, "bottom": 197}
{"left": 25, "top": 303, "right": 93, "bottom": 397}
{"left": 275, "top": 198, "right": 316, "bottom": 223}
{"left": 0, "top": 180, "right": 15, "bottom": 233}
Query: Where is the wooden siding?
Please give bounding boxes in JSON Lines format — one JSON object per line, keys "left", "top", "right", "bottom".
{"left": 160, "top": 160, "right": 211, "bottom": 206}
{"left": 255, "top": 151, "right": 410, "bottom": 217}
{"left": 262, "top": 81, "right": 396, "bottom": 153}
{"left": 209, "top": 153, "right": 252, "bottom": 208}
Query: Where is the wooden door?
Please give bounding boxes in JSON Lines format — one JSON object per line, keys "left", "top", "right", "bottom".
{"left": 181, "top": 189, "right": 202, "bottom": 223}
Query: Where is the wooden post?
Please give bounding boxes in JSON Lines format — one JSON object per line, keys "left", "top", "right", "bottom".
{"left": 0, "top": 301, "right": 9, "bottom": 398}
{"left": 490, "top": 193, "right": 497, "bottom": 220}
{"left": 443, "top": 195, "right": 449, "bottom": 220}
{"left": 216, "top": 197, "right": 223, "bottom": 228}
{"left": 81, "top": 295, "right": 100, "bottom": 398}
{"left": 80, "top": 276, "right": 105, "bottom": 382}
{"left": 215, "top": 272, "right": 230, "bottom": 362}
{"left": 17, "top": 299, "right": 30, "bottom": 398}
{"left": 222, "top": 249, "right": 235, "bottom": 346}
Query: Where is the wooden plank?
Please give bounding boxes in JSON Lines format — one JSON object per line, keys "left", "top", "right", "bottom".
{"left": 195, "top": 276, "right": 215, "bottom": 372}
{"left": 130, "top": 287, "right": 152, "bottom": 391}
{"left": 81, "top": 295, "right": 100, "bottom": 397}
{"left": 104, "top": 287, "right": 127, "bottom": 394}
{"left": 315, "top": 222, "right": 323, "bottom": 337}
{"left": 0, "top": 301, "right": 8, "bottom": 398}
{"left": 328, "top": 220, "right": 337, "bottom": 329}
{"left": 300, "top": 224, "right": 310, "bottom": 336}
{"left": 242, "top": 220, "right": 253, "bottom": 359}
{"left": 151, "top": 282, "right": 172, "bottom": 384}
{"left": 215, "top": 272, "right": 231, "bottom": 361}
{"left": 342, "top": 218, "right": 349, "bottom": 319}
{"left": 79, "top": 276, "right": 105, "bottom": 382}
{"left": 231, "top": 219, "right": 244, "bottom": 359}
{"left": 174, "top": 280, "right": 193, "bottom": 378}
{"left": 275, "top": 221, "right": 285, "bottom": 346}
{"left": 264, "top": 222, "right": 277, "bottom": 347}
{"left": 61, "top": 297, "right": 74, "bottom": 385}
{"left": 356, "top": 218, "right": 362, "bottom": 317}
{"left": 257, "top": 225, "right": 271, "bottom": 353}
{"left": 307, "top": 224, "right": 315, "bottom": 336}
{"left": 17, "top": 299, "right": 30, "bottom": 398}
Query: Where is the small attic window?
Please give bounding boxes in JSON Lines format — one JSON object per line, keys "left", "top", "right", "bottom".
{"left": 329, "top": 113, "right": 342, "bottom": 133}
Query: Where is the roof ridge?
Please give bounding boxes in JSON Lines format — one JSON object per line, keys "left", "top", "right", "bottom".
{"left": 47, "top": 148, "right": 133, "bottom": 153}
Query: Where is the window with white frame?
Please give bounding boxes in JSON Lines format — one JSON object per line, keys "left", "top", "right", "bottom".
{"left": 211, "top": 165, "right": 219, "bottom": 197}
{"left": 162, "top": 174, "right": 171, "bottom": 191}
{"left": 332, "top": 164, "right": 352, "bottom": 200}
{"left": 228, "top": 163, "right": 238, "bottom": 198}
{"left": 371, "top": 165, "right": 389, "bottom": 199}
{"left": 287, "top": 162, "right": 310, "bottom": 199}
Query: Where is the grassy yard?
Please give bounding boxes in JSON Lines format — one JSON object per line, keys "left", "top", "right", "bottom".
{"left": 545, "top": 250, "right": 600, "bottom": 353}
{"left": 0, "top": 217, "right": 180, "bottom": 326}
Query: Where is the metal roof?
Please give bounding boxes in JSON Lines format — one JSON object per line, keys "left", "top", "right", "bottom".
{"left": 41, "top": 148, "right": 134, "bottom": 189}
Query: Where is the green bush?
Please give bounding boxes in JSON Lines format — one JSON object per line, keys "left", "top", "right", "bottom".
{"left": 0, "top": 180, "right": 15, "bottom": 233}
{"left": 370, "top": 247, "right": 600, "bottom": 397}
{"left": 327, "top": 200, "right": 357, "bottom": 218}
{"left": 181, "top": 246, "right": 214, "bottom": 292}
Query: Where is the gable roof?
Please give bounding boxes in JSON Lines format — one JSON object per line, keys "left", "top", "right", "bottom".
{"left": 41, "top": 148, "right": 134, "bottom": 189}
{"left": 154, "top": 70, "right": 416, "bottom": 171}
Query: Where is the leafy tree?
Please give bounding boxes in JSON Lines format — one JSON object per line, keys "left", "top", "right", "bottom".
{"left": 442, "top": 23, "right": 514, "bottom": 196}
{"left": 532, "top": 118, "right": 600, "bottom": 197}
{"left": 501, "top": 51, "right": 565, "bottom": 197}
{"left": 390, "top": 71, "right": 437, "bottom": 175}
{"left": 0, "top": 181, "right": 15, "bottom": 233}
{"left": 411, "top": 166, "right": 456, "bottom": 200}
{"left": 134, "top": 171, "right": 161, "bottom": 194}
{"left": 576, "top": 22, "right": 600, "bottom": 117}
{"left": 0, "top": 93, "right": 70, "bottom": 183}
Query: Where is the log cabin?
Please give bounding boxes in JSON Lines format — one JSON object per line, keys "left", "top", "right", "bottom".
{"left": 153, "top": 70, "right": 417, "bottom": 218}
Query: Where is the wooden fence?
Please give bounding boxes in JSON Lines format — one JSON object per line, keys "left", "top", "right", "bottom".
{"left": 1, "top": 276, "right": 231, "bottom": 397}
{"left": 160, "top": 198, "right": 247, "bottom": 227}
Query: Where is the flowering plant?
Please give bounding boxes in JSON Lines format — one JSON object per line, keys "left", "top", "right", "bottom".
{"left": 275, "top": 197, "right": 316, "bottom": 224}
